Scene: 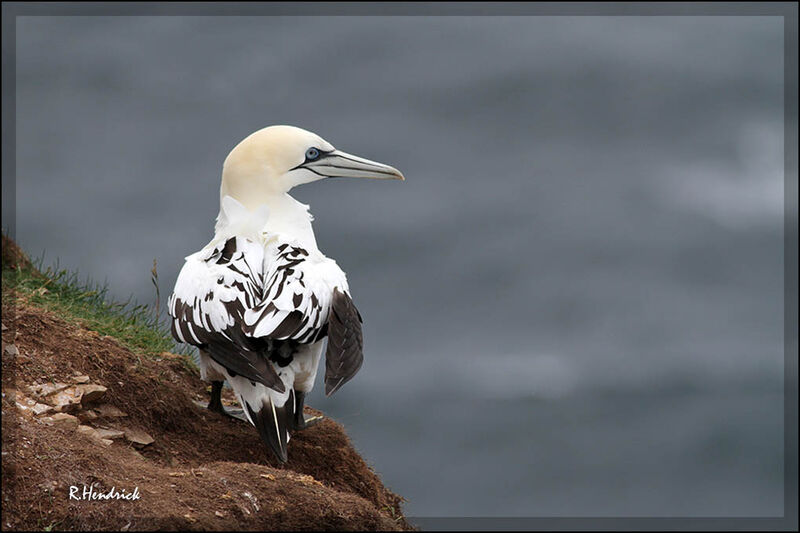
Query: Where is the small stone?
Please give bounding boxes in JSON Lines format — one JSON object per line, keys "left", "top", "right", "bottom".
{"left": 214, "top": 511, "right": 225, "bottom": 518}
{"left": 44, "top": 413, "right": 80, "bottom": 430}
{"left": 77, "top": 425, "right": 114, "bottom": 447}
{"left": 72, "top": 375, "right": 91, "bottom": 384}
{"left": 77, "top": 384, "right": 107, "bottom": 404}
{"left": 31, "top": 403, "right": 52, "bottom": 416}
{"left": 77, "top": 424, "right": 100, "bottom": 438}
{"left": 77, "top": 409, "right": 98, "bottom": 422}
{"left": 94, "top": 428, "right": 125, "bottom": 440}
{"left": 48, "top": 387, "right": 84, "bottom": 412}
{"left": 28, "top": 382, "right": 70, "bottom": 398}
{"left": 39, "top": 481, "right": 58, "bottom": 492}
{"left": 95, "top": 404, "right": 127, "bottom": 418}
{"left": 4, "top": 344, "right": 19, "bottom": 356}
{"left": 14, "top": 402, "right": 33, "bottom": 417}
{"left": 260, "top": 474, "right": 276, "bottom": 481}
{"left": 1, "top": 322, "right": 7, "bottom": 331}
{"left": 12, "top": 391, "right": 32, "bottom": 410}
{"left": 124, "top": 428, "right": 154, "bottom": 447}
{"left": 293, "top": 474, "right": 322, "bottom": 487}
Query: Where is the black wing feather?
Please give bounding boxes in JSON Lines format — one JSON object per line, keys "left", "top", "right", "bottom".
{"left": 324, "top": 288, "right": 364, "bottom": 396}
{"left": 170, "top": 297, "right": 285, "bottom": 392}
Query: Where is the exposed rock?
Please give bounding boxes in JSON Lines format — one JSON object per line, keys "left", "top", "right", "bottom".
{"left": 14, "top": 402, "right": 33, "bottom": 417}
{"left": 42, "top": 413, "right": 80, "bottom": 430}
{"left": 72, "top": 375, "right": 91, "bottom": 384}
{"left": 94, "top": 428, "right": 125, "bottom": 440}
{"left": 77, "top": 384, "right": 107, "bottom": 404}
{"left": 95, "top": 404, "right": 127, "bottom": 418}
{"left": 77, "top": 425, "right": 113, "bottom": 447}
{"left": 77, "top": 409, "right": 99, "bottom": 422}
{"left": 14, "top": 393, "right": 37, "bottom": 417}
{"left": 77, "top": 425, "right": 100, "bottom": 438}
{"left": 124, "top": 427, "right": 154, "bottom": 447}
{"left": 28, "top": 382, "right": 70, "bottom": 398}
{"left": 31, "top": 403, "right": 53, "bottom": 416}
{"left": 13, "top": 392, "right": 34, "bottom": 407}
{"left": 48, "top": 387, "right": 84, "bottom": 412}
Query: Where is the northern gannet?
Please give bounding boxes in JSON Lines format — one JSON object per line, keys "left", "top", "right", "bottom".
{"left": 168, "top": 125, "right": 404, "bottom": 462}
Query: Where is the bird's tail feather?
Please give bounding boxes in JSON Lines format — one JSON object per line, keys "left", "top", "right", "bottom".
{"left": 241, "top": 389, "right": 295, "bottom": 463}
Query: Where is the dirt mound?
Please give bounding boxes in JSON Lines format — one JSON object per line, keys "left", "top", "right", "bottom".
{"left": 2, "top": 233, "right": 33, "bottom": 272}
{"left": 2, "top": 288, "right": 409, "bottom": 529}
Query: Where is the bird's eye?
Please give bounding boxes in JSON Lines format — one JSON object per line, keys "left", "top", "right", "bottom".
{"left": 305, "top": 148, "right": 320, "bottom": 161}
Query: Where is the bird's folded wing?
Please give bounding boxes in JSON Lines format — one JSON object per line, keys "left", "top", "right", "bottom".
{"left": 171, "top": 236, "right": 362, "bottom": 395}
{"left": 243, "top": 243, "right": 363, "bottom": 396}
{"left": 243, "top": 243, "right": 333, "bottom": 344}
{"left": 324, "top": 288, "right": 364, "bottom": 396}
{"left": 168, "top": 236, "right": 285, "bottom": 392}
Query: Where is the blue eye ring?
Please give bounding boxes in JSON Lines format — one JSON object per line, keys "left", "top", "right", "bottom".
{"left": 305, "top": 148, "right": 320, "bottom": 161}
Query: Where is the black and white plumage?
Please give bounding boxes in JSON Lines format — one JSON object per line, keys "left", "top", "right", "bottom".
{"left": 168, "top": 125, "right": 402, "bottom": 462}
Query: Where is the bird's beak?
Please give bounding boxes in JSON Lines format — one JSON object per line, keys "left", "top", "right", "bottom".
{"left": 304, "top": 150, "right": 405, "bottom": 181}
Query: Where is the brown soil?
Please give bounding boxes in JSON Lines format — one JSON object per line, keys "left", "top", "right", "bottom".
{"left": 1, "top": 235, "right": 32, "bottom": 272}
{"left": 1, "top": 237, "right": 410, "bottom": 531}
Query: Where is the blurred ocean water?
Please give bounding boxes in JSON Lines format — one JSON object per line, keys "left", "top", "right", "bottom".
{"left": 10, "top": 16, "right": 789, "bottom": 517}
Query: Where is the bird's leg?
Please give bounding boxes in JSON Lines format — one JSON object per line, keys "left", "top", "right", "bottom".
{"left": 292, "top": 390, "right": 323, "bottom": 431}
{"left": 207, "top": 381, "right": 247, "bottom": 422}
{"left": 208, "top": 381, "right": 225, "bottom": 413}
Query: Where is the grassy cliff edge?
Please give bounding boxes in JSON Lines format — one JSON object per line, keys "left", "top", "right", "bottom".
{"left": 1, "top": 235, "right": 410, "bottom": 531}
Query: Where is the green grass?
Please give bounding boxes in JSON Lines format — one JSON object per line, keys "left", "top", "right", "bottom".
{"left": 2, "top": 245, "right": 196, "bottom": 365}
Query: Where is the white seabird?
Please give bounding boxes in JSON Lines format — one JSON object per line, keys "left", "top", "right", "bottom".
{"left": 168, "top": 125, "right": 404, "bottom": 462}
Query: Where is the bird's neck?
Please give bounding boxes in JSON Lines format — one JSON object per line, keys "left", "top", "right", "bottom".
{"left": 262, "top": 193, "right": 318, "bottom": 249}
{"left": 214, "top": 193, "right": 318, "bottom": 251}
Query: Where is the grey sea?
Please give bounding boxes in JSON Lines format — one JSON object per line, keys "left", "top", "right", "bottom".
{"left": 9, "top": 15, "right": 790, "bottom": 519}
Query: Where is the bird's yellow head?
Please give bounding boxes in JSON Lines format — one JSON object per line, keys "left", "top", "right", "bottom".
{"left": 221, "top": 125, "right": 404, "bottom": 209}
